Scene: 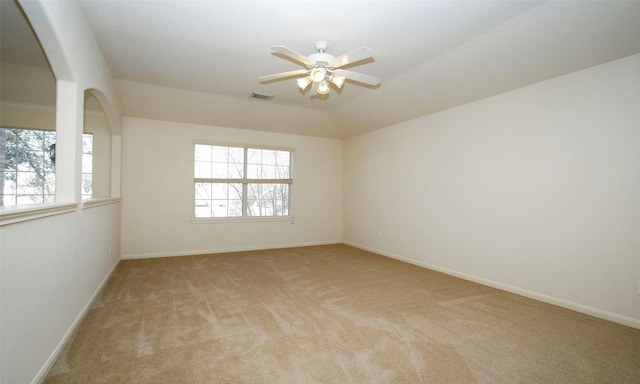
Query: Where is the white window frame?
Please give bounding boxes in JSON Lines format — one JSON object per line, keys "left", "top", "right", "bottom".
{"left": 193, "top": 141, "right": 294, "bottom": 221}
{"left": 0, "top": 126, "right": 57, "bottom": 206}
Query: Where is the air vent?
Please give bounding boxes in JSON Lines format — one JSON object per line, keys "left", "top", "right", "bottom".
{"left": 251, "top": 92, "right": 274, "bottom": 100}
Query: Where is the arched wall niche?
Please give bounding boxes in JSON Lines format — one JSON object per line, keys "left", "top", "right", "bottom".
{"left": 83, "top": 89, "right": 112, "bottom": 199}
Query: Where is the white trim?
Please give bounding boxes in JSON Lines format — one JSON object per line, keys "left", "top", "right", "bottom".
{"left": 195, "top": 178, "right": 293, "bottom": 184}
{"left": 81, "top": 197, "right": 121, "bottom": 209}
{"left": 0, "top": 202, "right": 78, "bottom": 226}
{"left": 192, "top": 215, "right": 293, "bottom": 224}
{"left": 121, "top": 240, "right": 341, "bottom": 260}
{"left": 343, "top": 241, "right": 640, "bottom": 330}
{"left": 31, "top": 259, "right": 120, "bottom": 384}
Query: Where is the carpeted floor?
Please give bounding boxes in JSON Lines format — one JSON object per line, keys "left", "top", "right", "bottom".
{"left": 44, "top": 244, "right": 640, "bottom": 383}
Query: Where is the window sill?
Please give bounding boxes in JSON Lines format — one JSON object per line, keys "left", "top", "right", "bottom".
{"left": 192, "top": 216, "right": 294, "bottom": 224}
{"left": 82, "top": 197, "right": 122, "bottom": 210}
{"left": 0, "top": 202, "right": 79, "bottom": 227}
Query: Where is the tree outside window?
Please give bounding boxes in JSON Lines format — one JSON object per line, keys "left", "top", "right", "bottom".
{"left": 0, "top": 127, "right": 93, "bottom": 206}
{"left": 194, "top": 143, "right": 292, "bottom": 219}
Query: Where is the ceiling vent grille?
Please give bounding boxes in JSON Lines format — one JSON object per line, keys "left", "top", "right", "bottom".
{"left": 251, "top": 92, "right": 274, "bottom": 100}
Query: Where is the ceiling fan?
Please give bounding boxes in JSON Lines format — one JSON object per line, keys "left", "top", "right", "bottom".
{"left": 259, "top": 41, "right": 381, "bottom": 96}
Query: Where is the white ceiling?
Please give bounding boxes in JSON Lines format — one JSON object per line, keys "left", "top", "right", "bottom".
{"left": 3, "top": 1, "right": 640, "bottom": 138}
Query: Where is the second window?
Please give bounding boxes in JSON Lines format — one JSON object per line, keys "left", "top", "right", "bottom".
{"left": 194, "top": 143, "right": 292, "bottom": 219}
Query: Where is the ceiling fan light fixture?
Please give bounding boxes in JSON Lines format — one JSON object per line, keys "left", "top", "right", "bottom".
{"left": 297, "top": 76, "right": 312, "bottom": 90}
{"left": 317, "top": 80, "right": 330, "bottom": 95}
{"left": 310, "top": 67, "right": 326, "bottom": 83}
{"left": 331, "top": 75, "right": 346, "bottom": 88}
{"left": 260, "top": 42, "right": 380, "bottom": 99}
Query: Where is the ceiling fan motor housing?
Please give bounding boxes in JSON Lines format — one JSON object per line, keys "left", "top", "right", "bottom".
{"left": 308, "top": 53, "right": 335, "bottom": 68}
{"left": 308, "top": 41, "right": 333, "bottom": 69}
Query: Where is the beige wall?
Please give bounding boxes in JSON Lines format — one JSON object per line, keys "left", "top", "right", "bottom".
{"left": 343, "top": 54, "right": 640, "bottom": 327}
{"left": 121, "top": 117, "right": 343, "bottom": 258}
{"left": 0, "top": 62, "right": 56, "bottom": 106}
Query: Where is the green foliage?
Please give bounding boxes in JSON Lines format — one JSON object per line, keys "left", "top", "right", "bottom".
{"left": 1, "top": 128, "right": 94, "bottom": 206}
{"left": 0, "top": 127, "right": 56, "bottom": 206}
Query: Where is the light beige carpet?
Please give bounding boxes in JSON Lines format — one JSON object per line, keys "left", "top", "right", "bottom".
{"left": 45, "top": 244, "right": 640, "bottom": 383}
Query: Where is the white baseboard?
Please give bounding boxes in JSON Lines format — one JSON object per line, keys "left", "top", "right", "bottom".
{"left": 121, "top": 240, "right": 343, "bottom": 260}
{"left": 32, "top": 259, "right": 121, "bottom": 384}
{"left": 343, "top": 241, "right": 640, "bottom": 330}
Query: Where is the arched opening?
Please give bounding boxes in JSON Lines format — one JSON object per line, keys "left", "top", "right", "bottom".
{"left": 83, "top": 90, "right": 112, "bottom": 199}
{"left": 0, "top": 0, "right": 57, "bottom": 206}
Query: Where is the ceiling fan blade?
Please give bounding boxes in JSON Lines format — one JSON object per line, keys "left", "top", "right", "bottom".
{"left": 271, "top": 46, "right": 316, "bottom": 67}
{"left": 329, "top": 47, "right": 374, "bottom": 68}
{"left": 259, "top": 69, "right": 309, "bottom": 82}
{"left": 334, "top": 69, "right": 381, "bottom": 86}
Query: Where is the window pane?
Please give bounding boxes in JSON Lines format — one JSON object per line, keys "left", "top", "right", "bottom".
{"left": 3, "top": 172, "right": 17, "bottom": 193}
{"left": 16, "top": 171, "right": 40, "bottom": 188}
{"left": 228, "top": 183, "right": 242, "bottom": 200}
{"left": 194, "top": 162, "right": 212, "bottom": 178}
{"left": 195, "top": 182, "right": 212, "bottom": 200}
{"left": 211, "top": 146, "right": 228, "bottom": 162}
{"left": 211, "top": 199, "right": 229, "bottom": 217}
{"left": 82, "top": 174, "right": 92, "bottom": 198}
{"left": 228, "top": 164, "right": 243, "bottom": 179}
{"left": 17, "top": 195, "right": 43, "bottom": 204}
{"left": 264, "top": 165, "right": 277, "bottom": 179}
{"left": 3, "top": 195, "right": 17, "bottom": 206}
{"left": 82, "top": 154, "right": 93, "bottom": 173}
{"left": 1, "top": 127, "right": 60, "bottom": 206}
{"left": 196, "top": 145, "right": 246, "bottom": 180}
{"left": 247, "top": 148, "right": 259, "bottom": 164}
{"left": 246, "top": 148, "right": 290, "bottom": 180}
{"left": 194, "top": 182, "right": 243, "bottom": 218}
{"left": 195, "top": 199, "right": 212, "bottom": 218}
{"left": 228, "top": 147, "right": 244, "bottom": 173}
{"left": 211, "top": 162, "right": 229, "bottom": 178}
{"left": 82, "top": 134, "right": 93, "bottom": 154}
{"left": 195, "top": 144, "right": 212, "bottom": 161}
{"left": 210, "top": 183, "right": 228, "bottom": 199}
{"left": 44, "top": 131, "right": 56, "bottom": 145}
{"left": 44, "top": 173, "right": 55, "bottom": 195}
{"left": 247, "top": 183, "right": 289, "bottom": 217}
{"left": 16, "top": 152, "right": 44, "bottom": 172}
{"left": 228, "top": 199, "right": 242, "bottom": 217}
{"left": 246, "top": 164, "right": 258, "bottom": 179}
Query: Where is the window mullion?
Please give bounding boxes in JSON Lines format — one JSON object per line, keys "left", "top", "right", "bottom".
{"left": 287, "top": 154, "right": 292, "bottom": 217}
{"left": 242, "top": 148, "right": 248, "bottom": 217}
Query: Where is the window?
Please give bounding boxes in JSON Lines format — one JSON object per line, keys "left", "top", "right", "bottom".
{"left": 0, "top": 127, "right": 56, "bottom": 205}
{"left": 194, "top": 143, "right": 292, "bottom": 219}
{"left": 0, "top": 127, "right": 93, "bottom": 206}
{"left": 81, "top": 134, "right": 93, "bottom": 200}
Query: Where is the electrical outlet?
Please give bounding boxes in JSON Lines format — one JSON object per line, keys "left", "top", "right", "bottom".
{"left": 377, "top": 232, "right": 382, "bottom": 240}
{"left": 109, "top": 243, "right": 112, "bottom": 256}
